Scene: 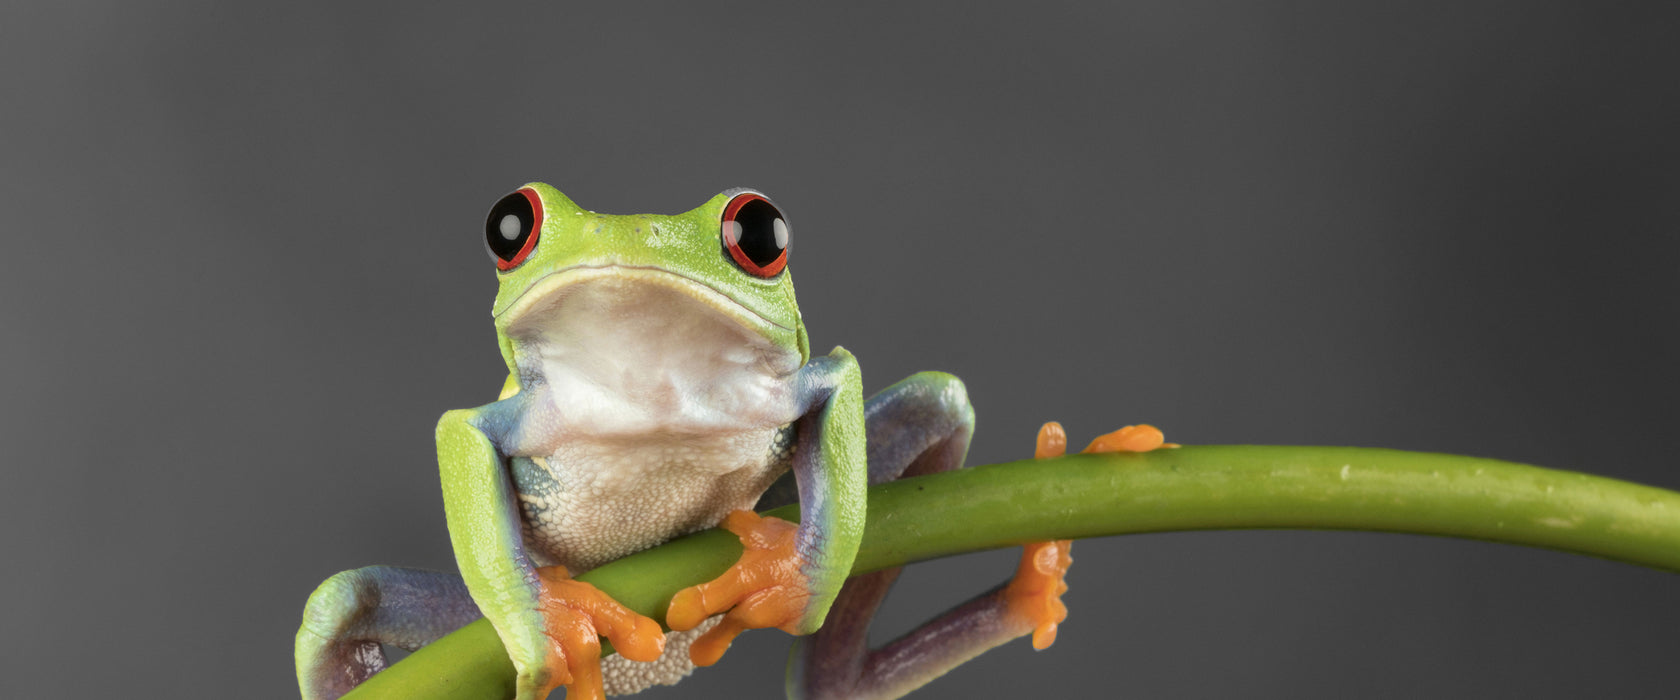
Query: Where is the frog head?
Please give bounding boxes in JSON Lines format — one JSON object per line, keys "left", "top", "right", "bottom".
{"left": 483, "top": 183, "right": 810, "bottom": 398}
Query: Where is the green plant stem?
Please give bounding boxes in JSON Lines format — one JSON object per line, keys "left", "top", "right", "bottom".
{"left": 342, "top": 445, "right": 1680, "bottom": 699}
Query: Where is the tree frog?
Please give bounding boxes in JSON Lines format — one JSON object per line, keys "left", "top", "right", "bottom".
{"left": 295, "top": 184, "right": 1163, "bottom": 699}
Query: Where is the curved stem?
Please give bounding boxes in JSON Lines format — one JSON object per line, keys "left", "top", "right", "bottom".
{"left": 341, "top": 445, "right": 1680, "bottom": 699}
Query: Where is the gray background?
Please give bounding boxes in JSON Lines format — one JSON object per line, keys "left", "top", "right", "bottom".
{"left": 4, "top": 2, "right": 1679, "bottom": 698}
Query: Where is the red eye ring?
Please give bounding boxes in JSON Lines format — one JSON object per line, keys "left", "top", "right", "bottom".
{"left": 721, "top": 192, "right": 789, "bottom": 278}
{"left": 485, "top": 186, "right": 543, "bottom": 271}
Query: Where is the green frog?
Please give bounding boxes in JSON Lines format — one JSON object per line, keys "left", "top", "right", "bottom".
{"left": 295, "top": 184, "right": 1160, "bottom": 699}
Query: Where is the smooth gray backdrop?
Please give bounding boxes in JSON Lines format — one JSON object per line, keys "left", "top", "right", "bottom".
{"left": 4, "top": 2, "right": 1678, "bottom": 698}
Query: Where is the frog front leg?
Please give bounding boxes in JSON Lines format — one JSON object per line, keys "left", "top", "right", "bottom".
{"left": 665, "top": 347, "right": 869, "bottom": 663}
{"left": 785, "top": 370, "right": 982, "bottom": 699}
{"left": 437, "top": 404, "right": 665, "bottom": 700}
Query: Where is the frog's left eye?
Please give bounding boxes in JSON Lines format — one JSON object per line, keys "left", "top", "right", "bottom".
{"left": 485, "top": 187, "right": 543, "bottom": 271}
{"left": 721, "top": 192, "right": 788, "bottom": 278}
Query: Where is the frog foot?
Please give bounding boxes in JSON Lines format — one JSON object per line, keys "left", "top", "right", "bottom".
{"left": 1004, "top": 421, "right": 1174, "bottom": 649}
{"left": 530, "top": 566, "right": 667, "bottom": 700}
{"left": 1005, "top": 536, "right": 1075, "bottom": 650}
{"left": 666, "top": 509, "right": 811, "bottom": 667}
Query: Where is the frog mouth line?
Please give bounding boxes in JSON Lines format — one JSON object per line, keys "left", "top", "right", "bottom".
{"left": 494, "top": 265, "right": 794, "bottom": 338}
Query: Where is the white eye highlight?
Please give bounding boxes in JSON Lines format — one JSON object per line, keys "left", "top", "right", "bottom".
{"left": 500, "top": 214, "right": 522, "bottom": 240}
{"left": 723, "top": 220, "right": 742, "bottom": 246}
{"left": 773, "top": 218, "right": 788, "bottom": 248}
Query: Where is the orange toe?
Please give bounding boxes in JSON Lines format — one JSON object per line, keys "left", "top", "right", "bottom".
{"left": 686, "top": 617, "right": 749, "bottom": 667}
{"left": 666, "top": 510, "right": 812, "bottom": 667}
{"left": 1036, "top": 421, "right": 1069, "bottom": 460}
{"left": 1083, "top": 424, "right": 1171, "bottom": 453}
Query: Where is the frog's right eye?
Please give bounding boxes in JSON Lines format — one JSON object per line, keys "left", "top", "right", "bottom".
{"left": 485, "top": 187, "right": 542, "bottom": 271}
{"left": 720, "top": 192, "right": 789, "bottom": 278}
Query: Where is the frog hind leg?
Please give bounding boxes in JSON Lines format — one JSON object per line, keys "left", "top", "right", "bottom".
{"left": 295, "top": 566, "right": 482, "bottom": 700}
{"left": 789, "top": 371, "right": 996, "bottom": 699}
{"left": 789, "top": 374, "right": 1165, "bottom": 699}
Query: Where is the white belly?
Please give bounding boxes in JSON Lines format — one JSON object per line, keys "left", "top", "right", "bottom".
{"left": 515, "top": 427, "right": 794, "bottom": 572}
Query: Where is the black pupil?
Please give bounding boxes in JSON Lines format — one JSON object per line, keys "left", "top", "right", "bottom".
{"left": 732, "top": 198, "right": 786, "bottom": 268}
{"left": 486, "top": 191, "right": 534, "bottom": 262}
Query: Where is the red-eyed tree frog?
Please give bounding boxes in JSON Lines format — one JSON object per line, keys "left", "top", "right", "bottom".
{"left": 295, "top": 184, "right": 1167, "bottom": 699}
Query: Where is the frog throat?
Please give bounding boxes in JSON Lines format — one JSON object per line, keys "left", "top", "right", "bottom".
{"left": 494, "top": 265, "right": 804, "bottom": 390}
